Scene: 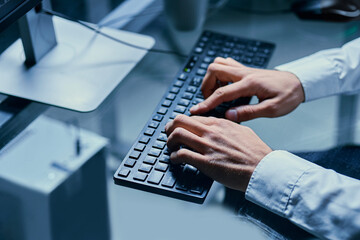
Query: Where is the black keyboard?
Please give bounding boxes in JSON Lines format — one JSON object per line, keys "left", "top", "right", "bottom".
{"left": 113, "top": 31, "right": 275, "bottom": 204}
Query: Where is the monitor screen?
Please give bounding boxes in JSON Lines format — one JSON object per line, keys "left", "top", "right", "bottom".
{"left": 0, "top": 0, "right": 41, "bottom": 32}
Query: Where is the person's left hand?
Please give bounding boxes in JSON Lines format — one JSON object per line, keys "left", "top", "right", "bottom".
{"left": 165, "top": 115, "right": 272, "bottom": 192}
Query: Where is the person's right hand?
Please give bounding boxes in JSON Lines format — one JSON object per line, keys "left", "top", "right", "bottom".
{"left": 190, "top": 57, "right": 305, "bottom": 122}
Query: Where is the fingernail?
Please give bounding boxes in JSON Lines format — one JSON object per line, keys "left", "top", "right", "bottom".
{"left": 227, "top": 109, "right": 238, "bottom": 121}
{"left": 190, "top": 104, "right": 199, "bottom": 112}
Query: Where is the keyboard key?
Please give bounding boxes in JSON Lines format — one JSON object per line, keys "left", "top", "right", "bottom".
{"left": 134, "top": 143, "right": 146, "bottom": 152}
{"left": 203, "top": 56, "right": 213, "bottom": 63}
{"left": 207, "top": 50, "right": 216, "bottom": 56}
{"left": 174, "top": 105, "right": 186, "bottom": 114}
{"left": 139, "top": 136, "right": 150, "bottom": 144}
{"left": 175, "top": 165, "right": 197, "bottom": 191}
{"left": 196, "top": 92, "right": 204, "bottom": 98}
{"left": 153, "top": 114, "right": 164, "bottom": 122}
{"left": 133, "top": 172, "right": 147, "bottom": 182}
{"left": 148, "top": 148, "right": 162, "bottom": 157}
{"left": 170, "top": 87, "right": 180, "bottom": 94}
{"left": 157, "top": 107, "right": 168, "bottom": 115}
{"left": 178, "top": 73, "right": 188, "bottom": 81}
{"left": 153, "top": 141, "right": 166, "bottom": 150}
{"left": 166, "top": 93, "right": 176, "bottom": 100}
{"left": 148, "top": 121, "right": 159, "bottom": 129}
{"left": 144, "top": 128, "right": 155, "bottom": 136}
{"left": 201, "top": 36, "right": 209, "bottom": 42}
{"left": 194, "top": 47, "right": 203, "bottom": 54}
{"left": 124, "top": 158, "right": 136, "bottom": 167}
{"left": 200, "top": 63, "right": 209, "bottom": 69}
{"left": 155, "top": 162, "right": 169, "bottom": 172}
{"left": 129, "top": 151, "right": 141, "bottom": 159}
{"left": 190, "top": 186, "right": 204, "bottom": 195}
{"left": 162, "top": 100, "right": 172, "bottom": 107}
{"left": 186, "top": 86, "right": 197, "bottom": 93}
{"left": 144, "top": 156, "right": 157, "bottom": 165}
{"left": 182, "top": 93, "right": 194, "bottom": 100}
{"left": 198, "top": 42, "right": 205, "bottom": 47}
{"left": 163, "top": 147, "right": 170, "bottom": 156}
{"left": 161, "top": 171, "right": 177, "bottom": 188}
{"left": 159, "top": 155, "right": 170, "bottom": 163}
{"left": 138, "top": 164, "right": 152, "bottom": 173}
{"left": 193, "top": 98, "right": 204, "bottom": 105}
{"left": 174, "top": 80, "right": 184, "bottom": 88}
{"left": 147, "top": 170, "right": 164, "bottom": 185}
{"left": 190, "top": 77, "right": 202, "bottom": 87}
{"left": 178, "top": 99, "right": 190, "bottom": 107}
{"left": 118, "top": 168, "right": 130, "bottom": 177}
{"left": 157, "top": 133, "right": 168, "bottom": 142}
{"left": 196, "top": 69, "right": 207, "bottom": 76}
{"left": 175, "top": 181, "right": 189, "bottom": 191}
{"left": 222, "top": 47, "right": 231, "bottom": 53}
{"left": 170, "top": 112, "right": 181, "bottom": 119}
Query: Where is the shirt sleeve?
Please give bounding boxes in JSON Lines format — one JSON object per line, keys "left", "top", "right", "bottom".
{"left": 245, "top": 150, "right": 360, "bottom": 240}
{"left": 275, "top": 37, "right": 360, "bottom": 102}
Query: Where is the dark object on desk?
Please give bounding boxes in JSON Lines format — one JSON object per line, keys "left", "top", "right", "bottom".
{"left": 114, "top": 30, "right": 275, "bottom": 204}
{"left": 0, "top": 0, "right": 41, "bottom": 31}
{"left": 292, "top": 0, "right": 360, "bottom": 22}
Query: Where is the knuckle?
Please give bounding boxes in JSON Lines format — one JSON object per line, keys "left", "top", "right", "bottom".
{"left": 208, "top": 116, "right": 220, "bottom": 125}
{"left": 214, "top": 57, "right": 224, "bottom": 63}
{"left": 207, "top": 63, "right": 218, "bottom": 73}
{"left": 267, "top": 103, "right": 279, "bottom": 115}
{"left": 172, "top": 128, "right": 185, "bottom": 138}
{"left": 176, "top": 149, "right": 188, "bottom": 159}
{"left": 244, "top": 74, "right": 257, "bottom": 85}
{"left": 173, "top": 114, "right": 186, "bottom": 124}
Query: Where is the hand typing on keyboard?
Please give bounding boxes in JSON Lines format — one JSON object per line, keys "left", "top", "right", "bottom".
{"left": 190, "top": 57, "right": 305, "bottom": 122}
{"left": 114, "top": 31, "right": 275, "bottom": 203}
{"left": 165, "top": 114, "right": 271, "bottom": 192}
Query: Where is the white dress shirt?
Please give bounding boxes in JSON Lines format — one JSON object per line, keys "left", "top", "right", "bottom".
{"left": 245, "top": 37, "right": 360, "bottom": 240}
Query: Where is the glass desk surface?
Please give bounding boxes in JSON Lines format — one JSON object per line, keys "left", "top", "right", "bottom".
{"left": 3, "top": 0, "right": 360, "bottom": 239}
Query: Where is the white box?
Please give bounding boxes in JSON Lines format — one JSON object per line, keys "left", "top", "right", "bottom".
{"left": 0, "top": 116, "right": 109, "bottom": 240}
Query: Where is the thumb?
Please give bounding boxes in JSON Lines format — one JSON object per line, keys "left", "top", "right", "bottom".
{"left": 225, "top": 100, "right": 276, "bottom": 122}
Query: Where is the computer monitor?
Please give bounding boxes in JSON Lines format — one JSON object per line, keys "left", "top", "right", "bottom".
{"left": 0, "top": 0, "right": 40, "bottom": 30}
{"left": 0, "top": 0, "right": 155, "bottom": 112}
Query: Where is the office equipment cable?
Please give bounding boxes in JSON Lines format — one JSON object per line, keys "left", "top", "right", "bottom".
{"left": 41, "top": 8, "right": 188, "bottom": 58}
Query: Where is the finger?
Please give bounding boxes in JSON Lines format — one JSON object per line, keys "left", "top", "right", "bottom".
{"left": 189, "top": 115, "right": 219, "bottom": 125}
{"left": 225, "top": 100, "right": 277, "bottom": 122}
{"left": 170, "top": 148, "right": 206, "bottom": 168}
{"left": 165, "top": 115, "right": 207, "bottom": 137}
{"left": 191, "top": 80, "right": 254, "bottom": 115}
{"left": 214, "top": 57, "right": 244, "bottom": 67}
{"left": 201, "top": 63, "right": 245, "bottom": 98}
{"left": 167, "top": 127, "right": 208, "bottom": 153}
{"left": 225, "top": 57, "right": 244, "bottom": 67}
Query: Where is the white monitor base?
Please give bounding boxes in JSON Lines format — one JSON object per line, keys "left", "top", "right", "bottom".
{"left": 0, "top": 16, "right": 155, "bottom": 112}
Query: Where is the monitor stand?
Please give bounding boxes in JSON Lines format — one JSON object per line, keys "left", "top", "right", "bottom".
{"left": 0, "top": 9, "right": 155, "bottom": 112}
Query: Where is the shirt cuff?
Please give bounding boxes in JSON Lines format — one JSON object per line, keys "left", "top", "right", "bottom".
{"left": 275, "top": 51, "right": 341, "bottom": 102}
{"left": 245, "top": 150, "right": 317, "bottom": 217}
